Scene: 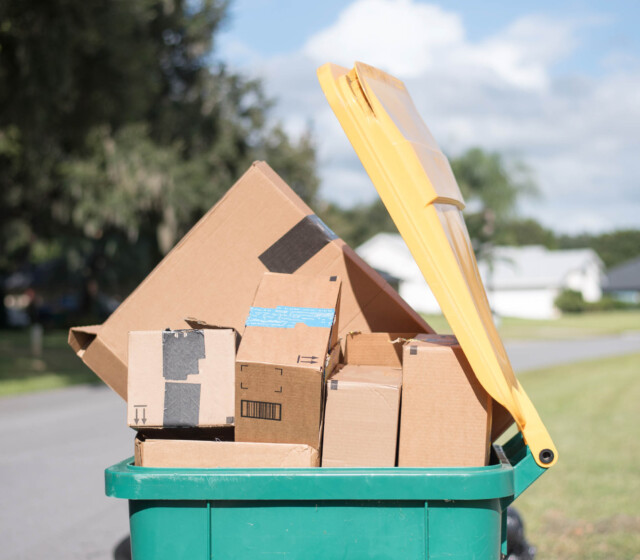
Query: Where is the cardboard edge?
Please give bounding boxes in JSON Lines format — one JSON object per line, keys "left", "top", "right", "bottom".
{"left": 135, "top": 438, "right": 320, "bottom": 468}
{"left": 68, "top": 325, "right": 101, "bottom": 355}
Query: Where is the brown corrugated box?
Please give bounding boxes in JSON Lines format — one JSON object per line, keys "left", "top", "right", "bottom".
{"left": 127, "top": 327, "right": 236, "bottom": 428}
{"left": 235, "top": 273, "right": 341, "bottom": 449}
{"left": 399, "top": 333, "right": 492, "bottom": 467}
{"left": 134, "top": 436, "right": 319, "bottom": 468}
{"left": 322, "top": 333, "right": 405, "bottom": 467}
{"left": 68, "top": 162, "right": 431, "bottom": 400}
{"left": 343, "top": 331, "right": 421, "bottom": 367}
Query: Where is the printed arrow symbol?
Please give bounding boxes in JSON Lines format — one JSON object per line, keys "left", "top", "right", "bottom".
{"left": 141, "top": 408, "right": 147, "bottom": 425}
{"left": 134, "top": 408, "right": 139, "bottom": 425}
{"left": 297, "top": 355, "right": 318, "bottom": 364}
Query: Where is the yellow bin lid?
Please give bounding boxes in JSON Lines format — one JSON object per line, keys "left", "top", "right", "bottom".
{"left": 318, "top": 61, "right": 557, "bottom": 468}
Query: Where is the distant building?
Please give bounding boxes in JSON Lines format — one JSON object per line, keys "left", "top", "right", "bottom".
{"left": 357, "top": 233, "right": 605, "bottom": 319}
{"left": 604, "top": 256, "right": 640, "bottom": 303}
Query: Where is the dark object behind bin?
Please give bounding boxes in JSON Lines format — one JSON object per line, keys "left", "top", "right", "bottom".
{"left": 506, "top": 507, "right": 536, "bottom": 560}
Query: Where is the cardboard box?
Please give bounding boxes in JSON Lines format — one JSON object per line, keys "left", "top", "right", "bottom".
{"left": 399, "top": 334, "right": 492, "bottom": 467}
{"left": 68, "top": 162, "right": 432, "bottom": 400}
{"left": 135, "top": 436, "right": 319, "bottom": 468}
{"left": 322, "top": 364, "right": 402, "bottom": 467}
{"left": 128, "top": 327, "right": 236, "bottom": 428}
{"left": 235, "top": 273, "right": 341, "bottom": 449}
{"left": 343, "top": 331, "right": 421, "bottom": 367}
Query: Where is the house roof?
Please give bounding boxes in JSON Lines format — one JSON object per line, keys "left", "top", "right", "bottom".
{"left": 605, "top": 256, "right": 640, "bottom": 291}
{"left": 356, "top": 233, "right": 603, "bottom": 290}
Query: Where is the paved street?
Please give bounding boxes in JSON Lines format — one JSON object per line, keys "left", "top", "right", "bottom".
{"left": 1, "top": 333, "right": 638, "bottom": 560}
{"left": 505, "top": 331, "right": 640, "bottom": 372}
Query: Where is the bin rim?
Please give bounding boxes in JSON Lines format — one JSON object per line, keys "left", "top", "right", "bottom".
{"left": 106, "top": 433, "right": 543, "bottom": 502}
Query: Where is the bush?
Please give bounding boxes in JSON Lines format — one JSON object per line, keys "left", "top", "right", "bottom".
{"left": 555, "top": 289, "right": 587, "bottom": 313}
{"left": 589, "top": 295, "right": 634, "bottom": 312}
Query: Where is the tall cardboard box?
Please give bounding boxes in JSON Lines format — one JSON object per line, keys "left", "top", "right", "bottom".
{"left": 322, "top": 332, "right": 408, "bottom": 467}
{"left": 235, "top": 273, "right": 341, "bottom": 449}
{"left": 399, "top": 334, "right": 492, "bottom": 467}
{"left": 322, "top": 365, "right": 402, "bottom": 467}
{"left": 127, "top": 328, "right": 236, "bottom": 428}
{"left": 68, "top": 162, "right": 431, "bottom": 400}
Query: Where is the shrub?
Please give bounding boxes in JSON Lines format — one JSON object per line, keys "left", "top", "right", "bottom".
{"left": 555, "top": 289, "right": 587, "bottom": 314}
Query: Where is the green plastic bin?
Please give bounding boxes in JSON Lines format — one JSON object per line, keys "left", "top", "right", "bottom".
{"left": 105, "top": 432, "right": 544, "bottom": 560}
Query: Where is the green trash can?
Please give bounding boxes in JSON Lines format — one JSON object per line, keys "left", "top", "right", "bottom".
{"left": 105, "top": 432, "right": 545, "bottom": 560}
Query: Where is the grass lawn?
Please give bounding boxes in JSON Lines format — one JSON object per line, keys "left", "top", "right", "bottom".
{"left": 422, "top": 310, "right": 640, "bottom": 340}
{"left": 514, "top": 352, "right": 640, "bottom": 559}
{"left": 0, "top": 329, "right": 98, "bottom": 396}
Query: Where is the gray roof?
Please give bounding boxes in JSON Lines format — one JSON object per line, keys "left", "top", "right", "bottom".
{"left": 605, "top": 256, "right": 640, "bottom": 291}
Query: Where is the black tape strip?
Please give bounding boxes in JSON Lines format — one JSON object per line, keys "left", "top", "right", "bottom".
{"left": 259, "top": 215, "right": 338, "bottom": 273}
{"left": 163, "top": 382, "right": 201, "bottom": 427}
{"left": 163, "top": 330, "right": 205, "bottom": 380}
{"left": 330, "top": 379, "right": 339, "bottom": 390}
{"left": 410, "top": 345, "right": 418, "bottom": 355}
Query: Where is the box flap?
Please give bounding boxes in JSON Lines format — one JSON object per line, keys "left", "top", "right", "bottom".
{"left": 237, "top": 273, "right": 341, "bottom": 371}
{"left": 344, "top": 332, "right": 419, "bottom": 367}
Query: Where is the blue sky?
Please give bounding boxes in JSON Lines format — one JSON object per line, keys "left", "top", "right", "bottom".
{"left": 216, "top": 0, "right": 640, "bottom": 233}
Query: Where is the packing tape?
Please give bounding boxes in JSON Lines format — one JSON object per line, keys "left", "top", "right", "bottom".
{"left": 259, "top": 215, "right": 338, "bottom": 273}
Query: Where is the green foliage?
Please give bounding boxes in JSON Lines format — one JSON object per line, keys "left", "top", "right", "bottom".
{"left": 450, "top": 148, "right": 538, "bottom": 244}
{"left": 0, "top": 0, "right": 318, "bottom": 322}
{"left": 557, "top": 229, "right": 640, "bottom": 268}
{"left": 554, "top": 290, "right": 636, "bottom": 314}
{"left": 554, "top": 289, "right": 588, "bottom": 314}
{"left": 319, "top": 199, "right": 398, "bottom": 249}
{"left": 494, "top": 218, "right": 557, "bottom": 248}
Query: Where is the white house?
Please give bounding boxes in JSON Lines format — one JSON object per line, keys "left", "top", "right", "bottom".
{"left": 357, "top": 233, "right": 604, "bottom": 319}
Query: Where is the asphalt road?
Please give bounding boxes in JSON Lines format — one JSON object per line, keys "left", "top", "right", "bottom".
{"left": 1, "top": 332, "right": 639, "bottom": 560}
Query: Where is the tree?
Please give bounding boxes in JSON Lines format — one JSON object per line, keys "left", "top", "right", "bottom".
{"left": 557, "top": 230, "right": 640, "bottom": 269}
{"left": 494, "top": 218, "right": 557, "bottom": 249}
{"left": 449, "top": 148, "right": 539, "bottom": 246}
{"left": 0, "top": 0, "right": 318, "bottom": 323}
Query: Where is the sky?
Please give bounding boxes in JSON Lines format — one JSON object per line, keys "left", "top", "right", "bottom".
{"left": 216, "top": 0, "right": 640, "bottom": 234}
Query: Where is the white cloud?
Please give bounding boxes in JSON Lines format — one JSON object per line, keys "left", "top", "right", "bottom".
{"left": 224, "top": 0, "right": 640, "bottom": 233}
{"left": 303, "top": 0, "right": 464, "bottom": 78}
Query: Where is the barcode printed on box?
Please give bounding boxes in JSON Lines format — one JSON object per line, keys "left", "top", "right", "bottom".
{"left": 241, "top": 400, "right": 282, "bottom": 421}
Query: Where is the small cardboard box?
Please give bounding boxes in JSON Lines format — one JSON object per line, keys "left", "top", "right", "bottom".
{"left": 235, "top": 273, "right": 341, "bottom": 449}
{"left": 343, "top": 331, "right": 421, "bottom": 367}
{"left": 134, "top": 436, "right": 319, "bottom": 468}
{"left": 68, "top": 162, "right": 431, "bottom": 401}
{"left": 322, "top": 363, "right": 402, "bottom": 467}
{"left": 128, "top": 327, "right": 236, "bottom": 428}
{"left": 399, "top": 334, "right": 492, "bottom": 467}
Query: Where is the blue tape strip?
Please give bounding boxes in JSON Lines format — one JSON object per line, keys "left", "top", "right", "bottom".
{"left": 246, "top": 306, "right": 335, "bottom": 329}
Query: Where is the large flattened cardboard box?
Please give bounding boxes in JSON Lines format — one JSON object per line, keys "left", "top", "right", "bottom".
{"left": 128, "top": 328, "right": 235, "bottom": 428}
{"left": 235, "top": 273, "right": 341, "bottom": 450}
{"left": 399, "top": 334, "right": 492, "bottom": 467}
{"left": 68, "top": 162, "right": 431, "bottom": 400}
{"left": 135, "top": 437, "right": 319, "bottom": 468}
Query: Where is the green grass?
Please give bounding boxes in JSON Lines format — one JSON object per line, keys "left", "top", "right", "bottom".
{"left": 514, "top": 352, "right": 640, "bottom": 559}
{"left": 0, "top": 329, "right": 98, "bottom": 396}
{"left": 422, "top": 310, "right": 640, "bottom": 340}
